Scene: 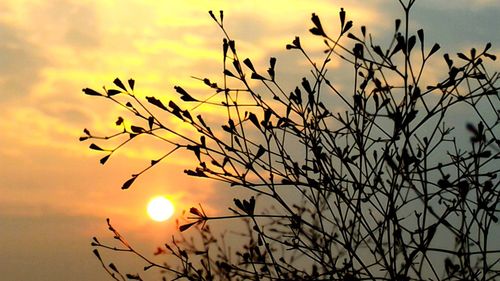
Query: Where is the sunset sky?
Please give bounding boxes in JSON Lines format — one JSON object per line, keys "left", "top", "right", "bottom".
{"left": 0, "top": 0, "right": 498, "bottom": 280}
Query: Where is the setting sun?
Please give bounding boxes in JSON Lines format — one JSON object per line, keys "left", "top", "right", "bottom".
{"left": 147, "top": 196, "right": 175, "bottom": 222}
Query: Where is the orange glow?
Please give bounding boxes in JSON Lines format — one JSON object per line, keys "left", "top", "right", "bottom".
{"left": 147, "top": 196, "right": 175, "bottom": 222}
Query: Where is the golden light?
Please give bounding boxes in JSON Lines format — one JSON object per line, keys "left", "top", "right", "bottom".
{"left": 147, "top": 196, "right": 175, "bottom": 222}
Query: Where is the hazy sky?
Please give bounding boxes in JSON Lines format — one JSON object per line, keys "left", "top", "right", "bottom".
{"left": 0, "top": 0, "right": 498, "bottom": 280}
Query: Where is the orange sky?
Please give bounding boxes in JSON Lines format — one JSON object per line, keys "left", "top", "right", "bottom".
{"left": 0, "top": 0, "right": 498, "bottom": 280}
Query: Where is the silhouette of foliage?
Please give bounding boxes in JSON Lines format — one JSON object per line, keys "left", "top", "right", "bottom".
{"left": 83, "top": 1, "right": 499, "bottom": 280}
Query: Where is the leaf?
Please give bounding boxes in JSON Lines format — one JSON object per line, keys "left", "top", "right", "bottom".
{"left": 417, "top": 29, "right": 424, "bottom": 50}
{"left": 153, "top": 247, "right": 166, "bottom": 256}
{"left": 82, "top": 88, "right": 102, "bottom": 96}
{"left": 183, "top": 111, "right": 193, "bottom": 122}
{"left": 353, "top": 43, "right": 364, "bottom": 59}
{"left": 307, "top": 178, "right": 319, "bottom": 188}
{"left": 262, "top": 109, "right": 272, "bottom": 128}
{"left": 484, "top": 42, "right": 492, "bottom": 52}
{"left": 457, "top": 181, "right": 469, "bottom": 200}
{"left": 248, "top": 112, "right": 261, "bottom": 130}
{"left": 268, "top": 57, "right": 276, "bottom": 80}
{"left": 395, "top": 19, "right": 401, "bottom": 32}
{"left": 373, "top": 92, "right": 379, "bottom": 108}
{"left": 200, "top": 136, "right": 206, "bottom": 148}
{"left": 246, "top": 196, "right": 255, "bottom": 215}
{"left": 208, "top": 10, "right": 216, "bottom": 22}
{"left": 224, "top": 69, "right": 236, "bottom": 78}
{"left": 93, "top": 249, "right": 102, "bottom": 260}
{"left": 353, "top": 94, "right": 363, "bottom": 110}
{"left": 457, "top": 52, "right": 469, "bottom": 61}
{"left": 175, "top": 86, "right": 197, "bottom": 102}
{"left": 100, "top": 155, "right": 110, "bottom": 165}
{"left": 225, "top": 119, "right": 236, "bottom": 133}
{"left": 233, "top": 59, "right": 242, "bottom": 75}
{"left": 179, "top": 222, "right": 197, "bottom": 232}
{"left": 197, "top": 115, "right": 208, "bottom": 129}
{"left": 391, "top": 34, "right": 405, "bottom": 56}
{"left": 477, "top": 151, "right": 491, "bottom": 158}
{"left": 202, "top": 78, "right": 218, "bottom": 88}
{"left": 347, "top": 33, "right": 361, "bottom": 42}
{"left": 292, "top": 36, "right": 301, "bottom": 48}
{"left": 269, "top": 57, "right": 276, "bottom": 69}
{"left": 243, "top": 58, "right": 256, "bottom": 72}
{"left": 130, "top": 125, "right": 145, "bottom": 133}
{"left": 121, "top": 176, "right": 137, "bottom": 190}
{"left": 426, "top": 224, "right": 437, "bottom": 243}
{"left": 180, "top": 250, "right": 188, "bottom": 258}
{"left": 255, "top": 145, "right": 266, "bottom": 159}
{"left": 184, "top": 168, "right": 207, "bottom": 177}
{"left": 109, "top": 263, "right": 119, "bottom": 273}
{"left": 470, "top": 48, "right": 476, "bottom": 59}
{"left": 222, "top": 156, "right": 229, "bottom": 168}
{"left": 148, "top": 116, "right": 154, "bottom": 130}
{"left": 126, "top": 274, "right": 141, "bottom": 280}
{"left": 277, "top": 117, "right": 290, "bottom": 128}
{"left": 128, "top": 79, "right": 135, "bottom": 90}
{"left": 168, "top": 101, "right": 183, "bottom": 119}
{"left": 219, "top": 38, "right": 228, "bottom": 62}
{"left": 342, "top": 21, "right": 353, "bottom": 34}
{"left": 251, "top": 72, "right": 266, "bottom": 80}
{"left": 115, "top": 116, "right": 124, "bottom": 126}
{"left": 468, "top": 72, "right": 486, "bottom": 80}
{"left": 438, "top": 178, "right": 452, "bottom": 189}
{"left": 339, "top": 8, "right": 346, "bottom": 29}
{"left": 294, "top": 87, "right": 302, "bottom": 104}
{"left": 146, "top": 96, "right": 168, "bottom": 110}
{"left": 106, "top": 89, "right": 121, "bottom": 96}
{"left": 484, "top": 53, "right": 496, "bottom": 61}
{"left": 407, "top": 35, "right": 416, "bottom": 54}
{"left": 113, "top": 78, "right": 127, "bottom": 91}
{"left": 310, "top": 13, "right": 326, "bottom": 37}
{"left": 190, "top": 207, "right": 203, "bottom": 217}
{"left": 228, "top": 39, "right": 236, "bottom": 54}
{"left": 301, "top": 77, "right": 313, "bottom": 94}
{"left": 89, "top": 143, "right": 104, "bottom": 151}
{"left": 372, "top": 45, "right": 384, "bottom": 58}
{"left": 466, "top": 122, "right": 479, "bottom": 135}
{"left": 443, "top": 53, "right": 453, "bottom": 68}
{"left": 187, "top": 145, "right": 201, "bottom": 161}
{"left": 234, "top": 199, "right": 244, "bottom": 212}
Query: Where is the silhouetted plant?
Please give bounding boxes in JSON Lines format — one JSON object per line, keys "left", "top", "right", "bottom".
{"left": 83, "top": 1, "right": 499, "bottom": 280}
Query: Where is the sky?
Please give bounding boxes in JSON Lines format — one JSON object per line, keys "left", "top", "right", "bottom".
{"left": 0, "top": 0, "right": 498, "bottom": 280}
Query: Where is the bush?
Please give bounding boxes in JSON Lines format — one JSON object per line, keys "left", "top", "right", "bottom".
{"left": 83, "top": 2, "right": 499, "bottom": 280}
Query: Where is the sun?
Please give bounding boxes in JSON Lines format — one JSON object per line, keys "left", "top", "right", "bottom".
{"left": 147, "top": 196, "right": 175, "bottom": 222}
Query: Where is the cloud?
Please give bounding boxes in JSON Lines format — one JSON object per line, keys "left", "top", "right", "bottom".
{"left": 0, "top": 24, "right": 46, "bottom": 100}
{"left": 417, "top": 0, "right": 500, "bottom": 10}
{"left": 412, "top": 1, "right": 499, "bottom": 54}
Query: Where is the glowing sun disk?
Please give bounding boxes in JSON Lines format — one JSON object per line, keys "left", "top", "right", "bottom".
{"left": 147, "top": 196, "right": 174, "bottom": 222}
